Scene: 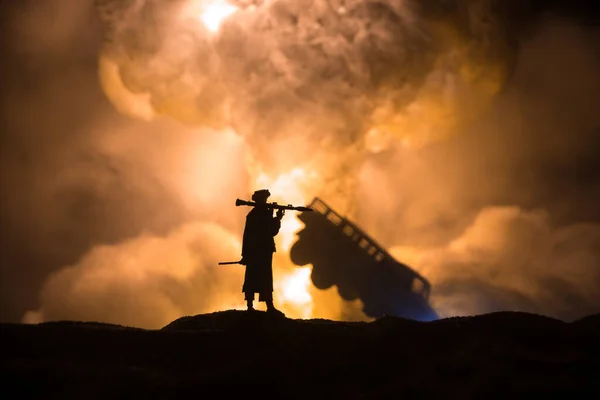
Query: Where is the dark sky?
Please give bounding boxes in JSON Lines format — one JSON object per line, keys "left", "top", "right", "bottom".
{"left": 1, "top": 0, "right": 599, "bottom": 324}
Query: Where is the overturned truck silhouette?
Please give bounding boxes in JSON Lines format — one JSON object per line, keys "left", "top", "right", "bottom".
{"left": 290, "top": 198, "right": 438, "bottom": 321}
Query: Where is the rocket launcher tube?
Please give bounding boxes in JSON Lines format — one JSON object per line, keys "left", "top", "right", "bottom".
{"left": 235, "top": 198, "right": 314, "bottom": 212}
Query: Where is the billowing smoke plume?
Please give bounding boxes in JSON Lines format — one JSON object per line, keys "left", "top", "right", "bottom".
{"left": 24, "top": 221, "right": 243, "bottom": 328}
{"left": 390, "top": 208, "right": 600, "bottom": 320}
{"left": 359, "top": 18, "right": 600, "bottom": 321}
{"left": 1, "top": 0, "right": 599, "bottom": 327}
{"left": 96, "top": 0, "right": 511, "bottom": 199}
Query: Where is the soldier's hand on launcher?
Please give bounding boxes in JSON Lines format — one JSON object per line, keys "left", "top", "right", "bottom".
{"left": 276, "top": 209, "right": 285, "bottom": 220}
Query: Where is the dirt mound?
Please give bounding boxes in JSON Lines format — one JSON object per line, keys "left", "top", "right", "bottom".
{"left": 38, "top": 320, "right": 142, "bottom": 331}
{"left": 161, "top": 310, "right": 288, "bottom": 332}
{"left": 429, "top": 311, "right": 566, "bottom": 332}
{"left": 3, "top": 310, "right": 599, "bottom": 398}
{"left": 572, "top": 313, "right": 600, "bottom": 331}
{"left": 162, "top": 309, "right": 365, "bottom": 335}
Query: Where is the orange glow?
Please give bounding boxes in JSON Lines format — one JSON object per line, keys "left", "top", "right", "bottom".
{"left": 279, "top": 216, "right": 303, "bottom": 253}
{"left": 252, "top": 167, "right": 318, "bottom": 318}
{"left": 184, "top": 0, "right": 238, "bottom": 33}
{"left": 98, "top": 56, "right": 155, "bottom": 121}
{"left": 277, "top": 267, "right": 313, "bottom": 319}
{"left": 23, "top": 0, "right": 563, "bottom": 331}
{"left": 256, "top": 167, "right": 317, "bottom": 252}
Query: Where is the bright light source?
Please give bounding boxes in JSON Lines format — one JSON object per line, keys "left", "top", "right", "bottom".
{"left": 280, "top": 267, "right": 313, "bottom": 307}
{"left": 199, "top": 0, "right": 238, "bottom": 32}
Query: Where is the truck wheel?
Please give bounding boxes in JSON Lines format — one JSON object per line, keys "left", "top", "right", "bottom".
{"left": 289, "top": 237, "right": 313, "bottom": 266}
{"left": 311, "top": 266, "right": 335, "bottom": 290}
{"left": 337, "top": 285, "right": 358, "bottom": 301}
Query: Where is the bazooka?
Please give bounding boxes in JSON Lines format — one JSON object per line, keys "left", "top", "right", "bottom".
{"left": 218, "top": 197, "right": 313, "bottom": 265}
{"left": 235, "top": 198, "right": 314, "bottom": 212}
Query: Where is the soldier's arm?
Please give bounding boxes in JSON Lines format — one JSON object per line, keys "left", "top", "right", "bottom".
{"left": 271, "top": 216, "right": 281, "bottom": 236}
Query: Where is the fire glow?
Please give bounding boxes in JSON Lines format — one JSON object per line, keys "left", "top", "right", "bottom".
{"left": 253, "top": 168, "right": 316, "bottom": 318}
{"left": 197, "top": 0, "right": 238, "bottom": 32}
{"left": 279, "top": 267, "right": 313, "bottom": 319}
{"left": 26, "top": 0, "right": 586, "bottom": 330}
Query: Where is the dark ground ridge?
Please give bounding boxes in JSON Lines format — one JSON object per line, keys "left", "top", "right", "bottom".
{"left": 1, "top": 311, "right": 599, "bottom": 399}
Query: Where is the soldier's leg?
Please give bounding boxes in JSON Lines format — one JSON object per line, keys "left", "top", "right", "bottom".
{"left": 264, "top": 292, "right": 282, "bottom": 313}
{"left": 244, "top": 292, "right": 255, "bottom": 310}
{"left": 261, "top": 254, "right": 273, "bottom": 308}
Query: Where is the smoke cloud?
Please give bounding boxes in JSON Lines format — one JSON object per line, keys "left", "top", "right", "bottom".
{"left": 24, "top": 221, "right": 243, "bottom": 328}
{"left": 359, "top": 17, "right": 600, "bottom": 321}
{"left": 390, "top": 208, "right": 600, "bottom": 321}
{"left": 1, "top": 0, "right": 599, "bottom": 327}
{"left": 97, "top": 0, "right": 511, "bottom": 195}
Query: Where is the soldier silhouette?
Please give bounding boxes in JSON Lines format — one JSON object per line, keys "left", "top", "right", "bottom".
{"left": 240, "top": 189, "right": 284, "bottom": 314}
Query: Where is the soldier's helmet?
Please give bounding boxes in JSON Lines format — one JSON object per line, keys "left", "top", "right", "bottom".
{"left": 252, "top": 189, "right": 271, "bottom": 202}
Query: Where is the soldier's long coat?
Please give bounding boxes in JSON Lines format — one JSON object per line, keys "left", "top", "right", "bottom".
{"left": 241, "top": 206, "right": 281, "bottom": 299}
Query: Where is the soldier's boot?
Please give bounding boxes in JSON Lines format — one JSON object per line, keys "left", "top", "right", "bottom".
{"left": 266, "top": 300, "right": 284, "bottom": 316}
{"left": 246, "top": 300, "right": 255, "bottom": 311}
